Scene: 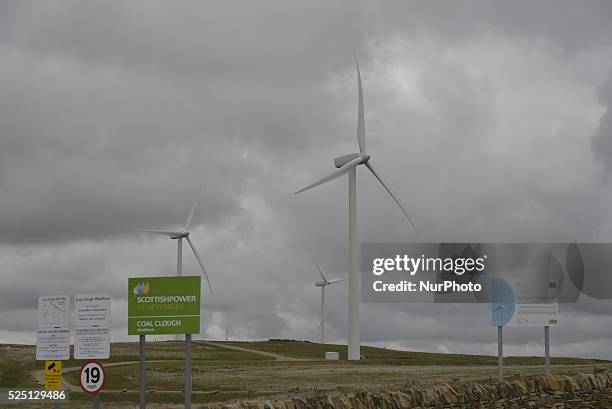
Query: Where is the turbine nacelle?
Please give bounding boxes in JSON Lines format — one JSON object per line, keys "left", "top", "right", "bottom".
{"left": 171, "top": 231, "right": 190, "bottom": 239}
{"left": 315, "top": 281, "right": 327, "bottom": 287}
{"left": 334, "top": 153, "right": 370, "bottom": 168}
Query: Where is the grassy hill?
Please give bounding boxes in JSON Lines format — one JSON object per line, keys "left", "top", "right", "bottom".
{"left": 1, "top": 340, "right": 609, "bottom": 407}
{"left": 230, "top": 339, "right": 610, "bottom": 366}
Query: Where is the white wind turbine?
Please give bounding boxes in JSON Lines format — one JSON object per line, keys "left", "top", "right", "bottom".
{"left": 140, "top": 187, "right": 212, "bottom": 408}
{"left": 296, "top": 58, "right": 421, "bottom": 360}
{"left": 141, "top": 187, "right": 214, "bottom": 337}
{"left": 141, "top": 186, "right": 213, "bottom": 291}
{"left": 313, "top": 260, "right": 346, "bottom": 344}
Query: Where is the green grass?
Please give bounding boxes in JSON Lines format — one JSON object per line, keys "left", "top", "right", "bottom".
{"left": 0, "top": 345, "right": 37, "bottom": 388}
{"left": 226, "top": 340, "right": 610, "bottom": 366}
{"left": 0, "top": 366, "right": 31, "bottom": 388}
{"left": 1, "top": 339, "right": 610, "bottom": 407}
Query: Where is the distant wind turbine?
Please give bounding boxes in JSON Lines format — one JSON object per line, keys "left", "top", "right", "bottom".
{"left": 140, "top": 186, "right": 213, "bottom": 293}
{"left": 296, "top": 57, "right": 421, "bottom": 360}
{"left": 313, "top": 260, "right": 346, "bottom": 344}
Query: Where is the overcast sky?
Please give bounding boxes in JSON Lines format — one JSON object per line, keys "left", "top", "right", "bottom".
{"left": 1, "top": 1, "right": 612, "bottom": 359}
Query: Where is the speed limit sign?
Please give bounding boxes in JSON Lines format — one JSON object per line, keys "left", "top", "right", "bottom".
{"left": 79, "top": 360, "right": 105, "bottom": 394}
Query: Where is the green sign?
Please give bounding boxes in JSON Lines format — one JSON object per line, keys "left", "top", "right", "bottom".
{"left": 128, "top": 276, "right": 201, "bottom": 335}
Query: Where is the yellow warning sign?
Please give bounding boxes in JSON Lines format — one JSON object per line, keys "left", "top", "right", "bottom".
{"left": 44, "top": 360, "right": 62, "bottom": 390}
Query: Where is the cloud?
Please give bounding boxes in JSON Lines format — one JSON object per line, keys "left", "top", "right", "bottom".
{"left": 1, "top": 1, "right": 612, "bottom": 359}
{"left": 592, "top": 69, "right": 612, "bottom": 177}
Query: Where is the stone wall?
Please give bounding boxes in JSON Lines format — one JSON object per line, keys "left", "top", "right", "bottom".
{"left": 207, "top": 372, "right": 612, "bottom": 409}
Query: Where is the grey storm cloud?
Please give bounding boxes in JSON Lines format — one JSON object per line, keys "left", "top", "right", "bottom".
{"left": 1, "top": 0, "right": 612, "bottom": 358}
{"left": 592, "top": 69, "right": 612, "bottom": 177}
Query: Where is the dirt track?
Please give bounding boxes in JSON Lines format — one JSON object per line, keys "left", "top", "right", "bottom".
{"left": 200, "top": 341, "right": 308, "bottom": 361}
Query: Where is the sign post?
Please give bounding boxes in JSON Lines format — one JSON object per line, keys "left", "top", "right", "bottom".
{"left": 544, "top": 325, "right": 551, "bottom": 375}
{"left": 497, "top": 324, "right": 503, "bottom": 381}
{"left": 139, "top": 335, "right": 146, "bottom": 409}
{"left": 491, "top": 279, "right": 514, "bottom": 382}
{"left": 80, "top": 360, "right": 105, "bottom": 409}
{"left": 496, "top": 308, "right": 504, "bottom": 382}
{"left": 186, "top": 333, "right": 192, "bottom": 409}
{"left": 128, "top": 276, "right": 201, "bottom": 409}
{"left": 504, "top": 279, "right": 558, "bottom": 375}
{"left": 491, "top": 277, "right": 559, "bottom": 380}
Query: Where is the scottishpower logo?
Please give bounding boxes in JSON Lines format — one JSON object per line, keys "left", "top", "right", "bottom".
{"left": 133, "top": 282, "right": 150, "bottom": 296}
{"left": 132, "top": 280, "right": 198, "bottom": 304}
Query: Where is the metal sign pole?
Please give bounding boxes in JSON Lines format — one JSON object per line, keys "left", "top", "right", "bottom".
{"left": 185, "top": 333, "right": 192, "bottom": 409}
{"left": 139, "top": 335, "right": 146, "bottom": 409}
{"left": 544, "top": 325, "right": 551, "bottom": 375}
{"left": 92, "top": 393, "right": 99, "bottom": 409}
{"left": 497, "top": 325, "right": 503, "bottom": 381}
{"left": 54, "top": 399, "right": 60, "bottom": 409}
{"left": 177, "top": 238, "right": 192, "bottom": 409}
{"left": 493, "top": 305, "right": 505, "bottom": 382}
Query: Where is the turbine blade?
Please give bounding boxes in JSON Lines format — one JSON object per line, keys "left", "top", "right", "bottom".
{"left": 365, "top": 161, "right": 422, "bottom": 240}
{"left": 355, "top": 55, "right": 365, "bottom": 154}
{"left": 295, "top": 156, "right": 362, "bottom": 194}
{"left": 327, "top": 277, "right": 347, "bottom": 284}
{"left": 185, "top": 184, "right": 203, "bottom": 231}
{"left": 186, "top": 235, "right": 213, "bottom": 295}
{"left": 139, "top": 229, "right": 182, "bottom": 237}
{"left": 312, "top": 259, "right": 327, "bottom": 282}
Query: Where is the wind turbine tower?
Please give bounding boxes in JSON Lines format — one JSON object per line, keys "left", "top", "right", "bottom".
{"left": 313, "top": 260, "right": 346, "bottom": 344}
{"left": 296, "top": 58, "right": 421, "bottom": 360}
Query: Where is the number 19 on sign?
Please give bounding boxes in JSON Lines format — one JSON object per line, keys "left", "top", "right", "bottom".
{"left": 79, "top": 361, "right": 105, "bottom": 394}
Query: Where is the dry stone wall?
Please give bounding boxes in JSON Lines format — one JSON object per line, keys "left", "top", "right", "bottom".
{"left": 207, "top": 373, "right": 612, "bottom": 409}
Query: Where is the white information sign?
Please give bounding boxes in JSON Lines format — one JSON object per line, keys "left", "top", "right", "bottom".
{"left": 36, "top": 328, "right": 70, "bottom": 360}
{"left": 508, "top": 280, "right": 559, "bottom": 326}
{"left": 74, "top": 294, "right": 111, "bottom": 327}
{"left": 36, "top": 296, "right": 70, "bottom": 361}
{"left": 75, "top": 328, "right": 110, "bottom": 359}
{"left": 509, "top": 303, "right": 559, "bottom": 326}
{"left": 74, "top": 294, "right": 111, "bottom": 359}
